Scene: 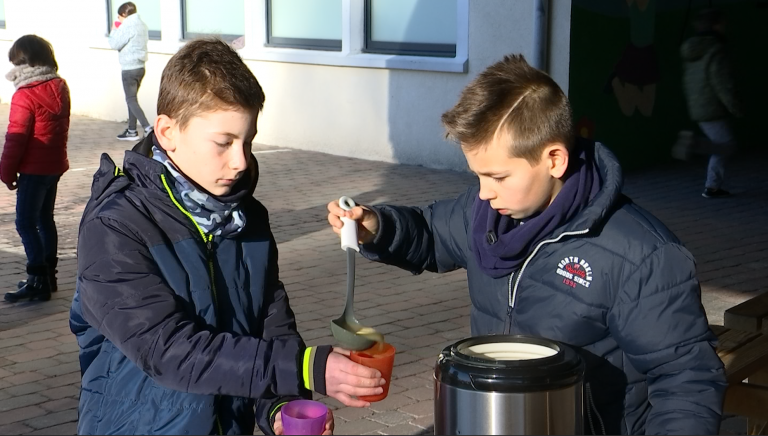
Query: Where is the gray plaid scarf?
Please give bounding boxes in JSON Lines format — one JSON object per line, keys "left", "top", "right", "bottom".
{"left": 152, "top": 145, "right": 245, "bottom": 237}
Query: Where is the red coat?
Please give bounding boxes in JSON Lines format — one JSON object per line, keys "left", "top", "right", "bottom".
{"left": 0, "top": 77, "right": 70, "bottom": 185}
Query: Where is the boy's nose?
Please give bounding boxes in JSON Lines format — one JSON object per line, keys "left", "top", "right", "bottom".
{"left": 478, "top": 181, "right": 496, "bottom": 201}
{"left": 229, "top": 145, "right": 248, "bottom": 171}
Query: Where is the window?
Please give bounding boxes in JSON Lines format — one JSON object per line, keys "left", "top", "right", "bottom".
{"left": 182, "top": 0, "right": 244, "bottom": 42}
{"left": 0, "top": 0, "right": 6, "bottom": 29}
{"left": 266, "top": 0, "right": 342, "bottom": 51}
{"left": 106, "top": 0, "right": 162, "bottom": 40}
{"left": 365, "top": 0, "right": 457, "bottom": 57}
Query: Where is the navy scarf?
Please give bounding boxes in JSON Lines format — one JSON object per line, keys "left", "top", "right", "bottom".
{"left": 471, "top": 144, "right": 602, "bottom": 278}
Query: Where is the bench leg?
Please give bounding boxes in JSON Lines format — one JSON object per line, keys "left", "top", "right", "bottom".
{"left": 748, "top": 369, "right": 768, "bottom": 435}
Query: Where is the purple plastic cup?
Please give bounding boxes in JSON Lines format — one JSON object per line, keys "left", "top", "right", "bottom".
{"left": 281, "top": 400, "right": 328, "bottom": 435}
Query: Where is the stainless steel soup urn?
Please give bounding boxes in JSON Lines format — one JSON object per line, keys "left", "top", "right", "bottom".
{"left": 434, "top": 335, "right": 585, "bottom": 435}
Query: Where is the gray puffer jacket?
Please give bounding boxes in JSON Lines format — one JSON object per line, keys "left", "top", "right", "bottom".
{"left": 108, "top": 13, "right": 149, "bottom": 70}
{"left": 681, "top": 33, "right": 742, "bottom": 122}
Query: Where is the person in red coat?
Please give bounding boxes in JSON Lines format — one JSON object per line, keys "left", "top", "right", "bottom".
{"left": 1, "top": 35, "right": 70, "bottom": 302}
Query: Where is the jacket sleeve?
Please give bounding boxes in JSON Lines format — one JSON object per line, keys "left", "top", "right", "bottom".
{"left": 708, "top": 47, "right": 743, "bottom": 118}
{"left": 607, "top": 243, "right": 726, "bottom": 435}
{"left": 0, "top": 91, "right": 34, "bottom": 184}
{"left": 108, "top": 25, "right": 132, "bottom": 51}
{"left": 77, "top": 215, "right": 308, "bottom": 400}
{"left": 359, "top": 186, "right": 475, "bottom": 274}
{"left": 255, "top": 231, "right": 313, "bottom": 434}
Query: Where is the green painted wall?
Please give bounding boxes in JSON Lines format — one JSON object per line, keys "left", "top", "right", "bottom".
{"left": 569, "top": 0, "right": 768, "bottom": 170}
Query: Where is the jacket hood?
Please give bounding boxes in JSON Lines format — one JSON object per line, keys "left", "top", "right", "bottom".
{"left": 561, "top": 139, "right": 624, "bottom": 233}
{"left": 681, "top": 34, "right": 723, "bottom": 62}
{"left": 6, "top": 65, "right": 68, "bottom": 115}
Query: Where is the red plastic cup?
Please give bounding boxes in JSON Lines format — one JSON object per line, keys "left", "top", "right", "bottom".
{"left": 281, "top": 400, "right": 327, "bottom": 435}
{"left": 350, "top": 342, "right": 396, "bottom": 402}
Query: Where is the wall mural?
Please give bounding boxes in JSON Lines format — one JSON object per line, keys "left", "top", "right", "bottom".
{"left": 569, "top": 0, "right": 765, "bottom": 169}
{"left": 608, "top": 0, "right": 658, "bottom": 117}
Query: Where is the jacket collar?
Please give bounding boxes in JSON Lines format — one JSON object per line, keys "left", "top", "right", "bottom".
{"left": 560, "top": 139, "right": 624, "bottom": 233}
{"left": 128, "top": 134, "right": 260, "bottom": 198}
{"left": 6, "top": 65, "right": 59, "bottom": 89}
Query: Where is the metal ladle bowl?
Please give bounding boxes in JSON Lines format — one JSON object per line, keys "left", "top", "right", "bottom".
{"left": 330, "top": 196, "right": 383, "bottom": 351}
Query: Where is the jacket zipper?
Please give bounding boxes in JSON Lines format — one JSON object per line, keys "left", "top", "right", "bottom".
{"left": 161, "top": 175, "right": 224, "bottom": 435}
{"left": 507, "top": 229, "right": 590, "bottom": 310}
{"left": 205, "top": 235, "right": 224, "bottom": 436}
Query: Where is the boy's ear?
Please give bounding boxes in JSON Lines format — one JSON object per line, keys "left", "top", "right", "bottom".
{"left": 544, "top": 143, "right": 569, "bottom": 179}
{"left": 154, "top": 115, "right": 177, "bottom": 153}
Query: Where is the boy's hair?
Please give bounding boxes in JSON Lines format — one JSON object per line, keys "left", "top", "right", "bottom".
{"left": 8, "top": 35, "right": 58, "bottom": 71}
{"left": 157, "top": 38, "right": 265, "bottom": 130}
{"left": 118, "top": 2, "right": 137, "bottom": 17}
{"left": 441, "top": 54, "right": 573, "bottom": 164}
{"left": 694, "top": 8, "right": 724, "bottom": 33}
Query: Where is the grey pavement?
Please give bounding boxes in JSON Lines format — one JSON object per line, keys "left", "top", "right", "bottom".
{"left": 0, "top": 104, "right": 765, "bottom": 434}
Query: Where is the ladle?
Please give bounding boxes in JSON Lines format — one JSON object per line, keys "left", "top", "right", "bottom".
{"left": 330, "top": 196, "right": 384, "bottom": 350}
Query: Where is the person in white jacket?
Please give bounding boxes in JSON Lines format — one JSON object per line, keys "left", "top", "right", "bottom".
{"left": 109, "top": 2, "right": 152, "bottom": 141}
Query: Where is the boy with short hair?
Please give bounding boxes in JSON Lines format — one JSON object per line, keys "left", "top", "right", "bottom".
{"left": 328, "top": 55, "right": 726, "bottom": 435}
{"left": 71, "top": 38, "right": 384, "bottom": 435}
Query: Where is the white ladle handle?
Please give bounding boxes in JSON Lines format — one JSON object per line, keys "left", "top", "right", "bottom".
{"left": 339, "top": 196, "right": 360, "bottom": 252}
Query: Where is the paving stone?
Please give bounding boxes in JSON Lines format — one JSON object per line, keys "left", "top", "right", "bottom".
{"left": 24, "top": 409, "right": 78, "bottom": 430}
{"left": 0, "top": 394, "right": 47, "bottom": 412}
{"left": 39, "top": 385, "right": 80, "bottom": 401}
{"left": 368, "top": 393, "right": 417, "bottom": 413}
{"left": 0, "top": 382, "right": 46, "bottom": 397}
{"left": 38, "top": 372, "right": 80, "bottom": 389}
{"left": 27, "top": 421, "right": 78, "bottom": 435}
{"left": 403, "top": 387, "right": 434, "bottom": 401}
{"left": 4, "top": 349, "right": 59, "bottom": 364}
{"left": 0, "top": 422, "right": 34, "bottom": 434}
{"left": 39, "top": 398, "right": 80, "bottom": 413}
{"left": 3, "top": 373, "right": 45, "bottom": 387}
{"left": 36, "top": 362, "right": 80, "bottom": 378}
{"left": 0, "top": 405, "right": 46, "bottom": 426}
{"left": 399, "top": 401, "right": 434, "bottom": 418}
{"left": 410, "top": 415, "right": 435, "bottom": 430}
{"left": 378, "top": 423, "right": 425, "bottom": 435}
{"left": 333, "top": 406, "right": 374, "bottom": 422}
{"left": 369, "top": 410, "right": 414, "bottom": 426}
{"left": 333, "top": 418, "right": 387, "bottom": 435}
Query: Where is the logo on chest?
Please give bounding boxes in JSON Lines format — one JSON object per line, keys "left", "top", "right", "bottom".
{"left": 556, "top": 256, "right": 593, "bottom": 288}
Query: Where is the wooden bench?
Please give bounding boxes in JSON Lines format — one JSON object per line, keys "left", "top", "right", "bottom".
{"left": 713, "top": 325, "right": 768, "bottom": 435}
{"left": 724, "top": 291, "right": 768, "bottom": 334}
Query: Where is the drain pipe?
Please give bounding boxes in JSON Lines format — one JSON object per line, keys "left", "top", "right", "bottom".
{"left": 532, "top": 0, "right": 549, "bottom": 71}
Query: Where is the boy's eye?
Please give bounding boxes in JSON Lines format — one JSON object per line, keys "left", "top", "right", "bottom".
{"left": 492, "top": 176, "right": 505, "bottom": 183}
{"left": 215, "top": 141, "right": 231, "bottom": 148}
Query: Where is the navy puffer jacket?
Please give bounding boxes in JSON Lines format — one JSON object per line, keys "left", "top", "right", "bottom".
{"left": 361, "top": 141, "right": 726, "bottom": 435}
{"left": 70, "top": 140, "right": 311, "bottom": 435}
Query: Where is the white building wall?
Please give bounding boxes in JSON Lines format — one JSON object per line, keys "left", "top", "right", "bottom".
{"left": 0, "top": 0, "right": 571, "bottom": 171}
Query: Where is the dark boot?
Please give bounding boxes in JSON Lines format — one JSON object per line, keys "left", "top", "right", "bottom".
{"left": 17, "top": 257, "right": 57, "bottom": 293}
{"left": 6, "top": 265, "right": 51, "bottom": 302}
{"left": 6, "top": 275, "right": 51, "bottom": 302}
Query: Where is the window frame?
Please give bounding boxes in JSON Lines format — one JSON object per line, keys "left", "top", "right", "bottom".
{"left": 264, "top": 0, "right": 342, "bottom": 52}
{"left": 180, "top": 0, "right": 243, "bottom": 43}
{"left": 363, "top": 0, "right": 457, "bottom": 58}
